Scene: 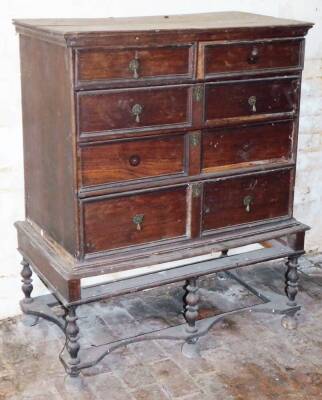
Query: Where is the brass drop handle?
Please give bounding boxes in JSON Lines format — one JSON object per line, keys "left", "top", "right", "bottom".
{"left": 248, "top": 47, "right": 259, "bottom": 64}
{"left": 131, "top": 103, "right": 143, "bottom": 123}
{"left": 248, "top": 96, "right": 257, "bottom": 113}
{"left": 133, "top": 214, "right": 144, "bottom": 231}
{"left": 129, "top": 57, "right": 140, "bottom": 79}
{"left": 243, "top": 195, "right": 254, "bottom": 213}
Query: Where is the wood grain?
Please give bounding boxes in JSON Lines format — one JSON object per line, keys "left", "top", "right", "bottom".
{"left": 204, "top": 77, "right": 299, "bottom": 124}
{"left": 201, "top": 39, "right": 302, "bottom": 77}
{"left": 80, "top": 135, "right": 185, "bottom": 186}
{"left": 76, "top": 44, "right": 194, "bottom": 86}
{"left": 19, "top": 36, "right": 77, "bottom": 256}
{"left": 202, "top": 120, "right": 294, "bottom": 171}
{"left": 78, "top": 85, "right": 192, "bottom": 136}
{"left": 14, "top": 13, "right": 312, "bottom": 306}
{"left": 202, "top": 169, "right": 292, "bottom": 232}
{"left": 83, "top": 187, "right": 188, "bottom": 253}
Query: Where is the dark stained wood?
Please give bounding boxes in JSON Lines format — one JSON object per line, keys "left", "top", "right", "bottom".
{"left": 15, "top": 221, "right": 80, "bottom": 304}
{"left": 76, "top": 44, "right": 195, "bottom": 88}
{"left": 14, "top": 13, "right": 313, "bottom": 376}
{"left": 83, "top": 187, "right": 188, "bottom": 253}
{"left": 204, "top": 77, "right": 299, "bottom": 125}
{"left": 80, "top": 135, "right": 186, "bottom": 187}
{"left": 15, "top": 219, "right": 309, "bottom": 305}
{"left": 13, "top": 12, "right": 313, "bottom": 47}
{"left": 78, "top": 85, "right": 192, "bottom": 137}
{"left": 16, "top": 217, "right": 309, "bottom": 280}
{"left": 19, "top": 36, "right": 78, "bottom": 256}
{"left": 202, "top": 169, "right": 292, "bottom": 232}
{"left": 200, "top": 39, "right": 302, "bottom": 78}
{"left": 202, "top": 120, "right": 294, "bottom": 172}
{"left": 78, "top": 162, "right": 297, "bottom": 199}
{"left": 13, "top": 13, "right": 313, "bottom": 34}
{"left": 14, "top": 13, "right": 311, "bottom": 308}
{"left": 286, "top": 231, "right": 306, "bottom": 251}
{"left": 188, "top": 131, "right": 201, "bottom": 175}
{"left": 189, "top": 183, "right": 202, "bottom": 239}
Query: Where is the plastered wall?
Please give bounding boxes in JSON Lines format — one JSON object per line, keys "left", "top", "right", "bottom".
{"left": 0, "top": 0, "right": 321, "bottom": 318}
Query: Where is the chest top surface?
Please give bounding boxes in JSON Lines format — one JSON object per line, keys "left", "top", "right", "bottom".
{"left": 14, "top": 12, "right": 312, "bottom": 46}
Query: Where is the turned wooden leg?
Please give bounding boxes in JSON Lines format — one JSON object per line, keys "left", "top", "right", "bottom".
{"left": 185, "top": 277, "right": 199, "bottom": 334}
{"left": 21, "top": 259, "right": 33, "bottom": 303}
{"left": 281, "top": 256, "right": 299, "bottom": 330}
{"left": 182, "top": 277, "right": 200, "bottom": 358}
{"left": 21, "top": 259, "right": 39, "bottom": 326}
{"left": 65, "top": 306, "right": 81, "bottom": 377}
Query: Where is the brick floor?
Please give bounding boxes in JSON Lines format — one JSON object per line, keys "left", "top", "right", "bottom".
{"left": 1, "top": 258, "right": 322, "bottom": 399}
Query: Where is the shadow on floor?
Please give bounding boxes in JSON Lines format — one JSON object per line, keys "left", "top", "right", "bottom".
{"left": 1, "top": 257, "right": 322, "bottom": 400}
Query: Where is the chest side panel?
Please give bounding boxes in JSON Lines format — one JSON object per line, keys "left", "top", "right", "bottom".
{"left": 20, "top": 36, "right": 78, "bottom": 256}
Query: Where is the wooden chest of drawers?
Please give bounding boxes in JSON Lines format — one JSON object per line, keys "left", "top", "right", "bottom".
{"left": 14, "top": 12, "right": 313, "bottom": 376}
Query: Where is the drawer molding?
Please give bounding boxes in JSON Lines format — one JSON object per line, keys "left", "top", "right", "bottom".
{"left": 79, "top": 134, "right": 187, "bottom": 188}
{"left": 198, "top": 37, "right": 304, "bottom": 79}
{"left": 78, "top": 161, "right": 296, "bottom": 199}
{"left": 204, "top": 75, "right": 300, "bottom": 127}
{"left": 202, "top": 120, "right": 294, "bottom": 173}
{"left": 81, "top": 186, "right": 189, "bottom": 255}
{"left": 77, "top": 84, "right": 194, "bottom": 139}
{"left": 202, "top": 169, "right": 293, "bottom": 234}
{"left": 75, "top": 43, "right": 196, "bottom": 89}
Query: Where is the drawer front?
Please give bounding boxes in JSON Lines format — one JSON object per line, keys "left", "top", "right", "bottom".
{"left": 76, "top": 45, "right": 194, "bottom": 87}
{"left": 202, "top": 121, "right": 293, "bottom": 172}
{"left": 202, "top": 170, "right": 291, "bottom": 232}
{"left": 78, "top": 85, "right": 192, "bottom": 136}
{"left": 200, "top": 39, "right": 302, "bottom": 77}
{"left": 80, "top": 135, "right": 186, "bottom": 187}
{"left": 204, "top": 78, "right": 299, "bottom": 125}
{"left": 83, "top": 187, "right": 187, "bottom": 253}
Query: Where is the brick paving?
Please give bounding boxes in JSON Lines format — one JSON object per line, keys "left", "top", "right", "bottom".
{"left": 1, "top": 256, "right": 322, "bottom": 399}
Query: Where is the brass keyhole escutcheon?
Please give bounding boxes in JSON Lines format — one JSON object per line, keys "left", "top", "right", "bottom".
{"left": 248, "top": 96, "right": 257, "bottom": 113}
{"left": 131, "top": 103, "right": 143, "bottom": 123}
{"left": 129, "top": 57, "right": 140, "bottom": 79}
{"left": 132, "top": 214, "right": 144, "bottom": 231}
{"left": 243, "top": 195, "right": 254, "bottom": 213}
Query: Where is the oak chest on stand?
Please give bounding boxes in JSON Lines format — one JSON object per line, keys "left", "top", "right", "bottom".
{"left": 14, "top": 12, "right": 313, "bottom": 377}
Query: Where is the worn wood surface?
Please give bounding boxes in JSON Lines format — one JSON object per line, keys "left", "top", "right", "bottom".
{"left": 13, "top": 12, "right": 312, "bottom": 39}
{"left": 202, "top": 169, "right": 292, "bottom": 232}
{"left": 200, "top": 38, "right": 302, "bottom": 77}
{"left": 14, "top": 13, "right": 312, "bottom": 303}
{"left": 19, "top": 35, "right": 78, "bottom": 256}
{"left": 202, "top": 120, "right": 294, "bottom": 172}
{"left": 78, "top": 85, "right": 192, "bottom": 137}
{"left": 80, "top": 135, "right": 186, "bottom": 187}
{"left": 76, "top": 44, "right": 195, "bottom": 88}
{"left": 83, "top": 187, "right": 188, "bottom": 253}
{"left": 204, "top": 77, "right": 299, "bottom": 124}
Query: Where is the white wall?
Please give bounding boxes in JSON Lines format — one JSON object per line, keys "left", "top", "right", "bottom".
{"left": 0, "top": 0, "right": 321, "bottom": 319}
